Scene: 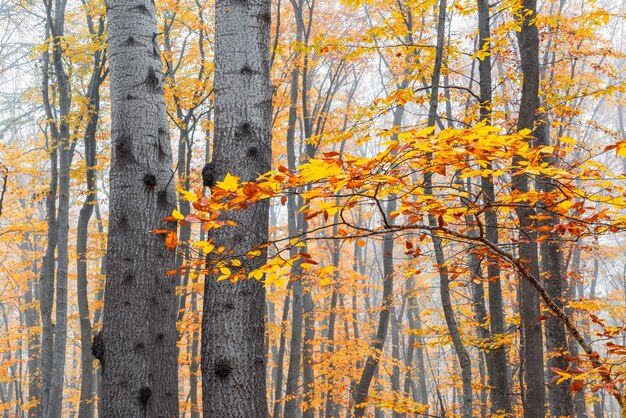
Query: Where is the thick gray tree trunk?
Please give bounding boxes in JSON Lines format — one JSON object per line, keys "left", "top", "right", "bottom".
{"left": 476, "top": 0, "right": 512, "bottom": 413}
{"left": 514, "top": 1, "right": 546, "bottom": 416}
{"left": 201, "top": 0, "right": 271, "bottom": 416}
{"left": 102, "top": 1, "right": 179, "bottom": 416}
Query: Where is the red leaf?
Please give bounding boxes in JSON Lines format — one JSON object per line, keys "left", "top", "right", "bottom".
{"left": 569, "top": 381, "right": 584, "bottom": 392}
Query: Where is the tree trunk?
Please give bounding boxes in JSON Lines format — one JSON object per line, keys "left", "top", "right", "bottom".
{"left": 568, "top": 250, "right": 589, "bottom": 418}
{"left": 42, "top": 2, "right": 75, "bottom": 413}
{"left": 93, "top": 202, "right": 106, "bottom": 418}
{"left": 189, "top": 288, "right": 200, "bottom": 418}
{"left": 352, "top": 208, "right": 395, "bottom": 417}
{"left": 476, "top": 0, "right": 512, "bottom": 413}
{"left": 39, "top": 21, "right": 59, "bottom": 418}
{"left": 390, "top": 308, "right": 402, "bottom": 418}
{"left": 102, "top": 1, "right": 180, "bottom": 415}
{"left": 352, "top": 103, "right": 402, "bottom": 418}
{"left": 283, "top": 3, "right": 305, "bottom": 412}
{"left": 25, "top": 282, "right": 40, "bottom": 418}
{"left": 468, "top": 255, "right": 493, "bottom": 417}
{"left": 514, "top": 2, "right": 546, "bottom": 417}
{"left": 201, "top": 0, "right": 271, "bottom": 416}
{"left": 77, "top": 21, "right": 105, "bottom": 416}
{"left": 536, "top": 116, "right": 574, "bottom": 416}
{"left": 405, "top": 301, "right": 428, "bottom": 411}
{"left": 273, "top": 289, "right": 291, "bottom": 418}
{"left": 300, "top": 10, "right": 317, "bottom": 415}
{"left": 425, "top": 1, "right": 472, "bottom": 416}
{"left": 324, "top": 221, "right": 341, "bottom": 418}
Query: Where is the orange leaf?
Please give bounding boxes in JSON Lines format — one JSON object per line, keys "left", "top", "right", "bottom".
{"left": 165, "top": 231, "right": 178, "bottom": 251}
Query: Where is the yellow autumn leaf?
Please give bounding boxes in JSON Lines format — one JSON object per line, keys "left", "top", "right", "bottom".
{"left": 172, "top": 209, "right": 185, "bottom": 220}
{"left": 216, "top": 173, "right": 240, "bottom": 192}
{"left": 249, "top": 269, "right": 265, "bottom": 280}
{"left": 202, "top": 243, "right": 214, "bottom": 255}
{"left": 299, "top": 159, "right": 342, "bottom": 182}
{"left": 178, "top": 188, "right": 198, "bottom": 202}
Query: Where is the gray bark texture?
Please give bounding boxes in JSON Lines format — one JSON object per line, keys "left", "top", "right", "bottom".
{"left": 476, "top": 0, "right": 512, "bottom": 413}
{"left": 536, "top": 117, "right": 574, "bottom": 417}
{"left": 102, "top": 1, "right": 179, "bottom": 416}
{"left": 201, "top": 0, "right": 271, "bottom": 416}
{"left": 514, "top": 1, "right": 546, "bottom": 416}
{"left": 77, "top": 17, "right": 105, "bottom": 417}
{"left": 41, "top": 4, "right": 74, "bottom": 414}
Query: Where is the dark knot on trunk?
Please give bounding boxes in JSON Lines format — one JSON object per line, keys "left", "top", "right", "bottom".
{"left": 202, "top": 162, "right": 216, "bottom": 188}
{"left": 91, "top": 331, "right": 105, "bottom": 366}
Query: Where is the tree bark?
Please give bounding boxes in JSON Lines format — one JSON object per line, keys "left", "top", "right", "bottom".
{"left": 41, "top": 2, "right": 75, "bottom": 413}
{"left": 273, "top": 289, "right": 291, "bottom": 418}
{"left": 568, "top": 250, "right": 589, "bottom": 418}
{"left": 476, "top": 0, "right": 512, "bottom": 413}
{"left": 352, "top": 105, "right": 402, "bottom": 417}
{"left": 201, "top": 0, "right": 271, "bottom": 416}
{"left": 352, "top": 198, "right": 395, "bottom": 418}
{"left": 21, "top": 236, "right": 40, "bottom": 418}
{"left": 390, "top": 308, "right": 402, "bottom": 418}
{"left": 514, "top": 1, "right": 546, "bottom": 416}
{"left": 102, "top": 1, "right": 180, "bottom": 416}
{"left": 535, "top": 116, "right": 574, "bottom": 416}
{"left": 283, "top": 3, "right": 305, "bottom": 413}
{"left": 77, "top": 16, "right": 105, "bottom": 417}
{"left": 425, "top": 1, "right": 473, "bottom": 416}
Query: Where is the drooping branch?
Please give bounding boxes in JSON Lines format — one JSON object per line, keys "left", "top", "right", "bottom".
{"left": 399, "top": 222, "right": 622, "bottom": 406}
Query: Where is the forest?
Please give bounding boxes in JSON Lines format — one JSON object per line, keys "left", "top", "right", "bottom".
{"left": 0, "top": 0, "right": 625, "bottom": 416}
